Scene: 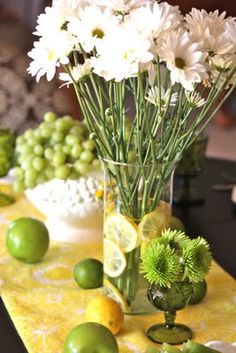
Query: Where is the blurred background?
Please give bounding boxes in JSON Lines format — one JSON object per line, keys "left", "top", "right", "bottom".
{"left": 0, "top": 0, "right": 235, "bottom": 160}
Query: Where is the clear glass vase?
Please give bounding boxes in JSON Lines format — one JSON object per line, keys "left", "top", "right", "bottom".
{"left": 101, "top": 158, "right": 176, "bottom": 315}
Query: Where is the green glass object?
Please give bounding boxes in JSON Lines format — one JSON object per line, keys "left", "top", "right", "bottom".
{"left": 0, "top": 128, "right": 15, "bottom": 206}
{"left": 174, "top": 133, "right": 208, "bottom": 205}
{"left": 189, "top": 279, "right": 207, "bottom": 305}
{"left": 146, "top": 281, "right": 192, "bottom": 345}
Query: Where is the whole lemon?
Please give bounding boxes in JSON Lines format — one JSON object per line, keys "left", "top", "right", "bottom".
{"left": 86, "top": 295, "right": 124, "bottom": 335}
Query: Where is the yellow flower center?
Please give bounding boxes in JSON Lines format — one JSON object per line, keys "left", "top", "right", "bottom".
{"left": 48, "top": 51, "right": 55, "bottom": 61}
{"left": 175, "top": 57, "right": 186, "bottom": 69}
{"left": 92, "top": 28, "right": 104, "bottom": 39}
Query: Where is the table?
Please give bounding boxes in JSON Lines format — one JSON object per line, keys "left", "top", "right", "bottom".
{"left": 0, "top": 157, "right": 235, "bottom": 353}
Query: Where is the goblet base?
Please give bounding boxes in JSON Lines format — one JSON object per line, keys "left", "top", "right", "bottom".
{"left": 0, "top": 192, "right": 15, "bottom": 207}
{"left": 146, "top": 323, "right": 192, "bottom": 345}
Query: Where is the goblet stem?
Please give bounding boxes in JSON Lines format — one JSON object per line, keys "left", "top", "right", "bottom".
{"left": 164, "top": 311, "right": 176, "bottom": 328}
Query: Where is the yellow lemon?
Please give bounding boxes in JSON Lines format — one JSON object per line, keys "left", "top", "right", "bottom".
{"left": 86, "top": 295, "right": 124, "bottom": 335}
{"left": 105, "top": 212, "right": 139, "bottom": 253}
{"left": 103, "top": 278, "right": 129, "bottom": 313}
{"left": 138, "top": 201, "right": 171, "bottom": 241}
{"left": 103, "top": 238, "right": 126, "bottom": 278}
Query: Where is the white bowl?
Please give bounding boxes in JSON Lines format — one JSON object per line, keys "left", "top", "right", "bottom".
{"left": 25, "top": 174, "right": 103, "bottom": 243}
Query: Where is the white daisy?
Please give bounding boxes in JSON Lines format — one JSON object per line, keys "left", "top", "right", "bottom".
{"left": 185, "top": 9, "right": 234, "bottom": 56}
{"left": 67, "top": 5, "right": 118, "bottom": 53}
{"left": 91, "top": 23, "right": 153, "bottom": 81}
{"left": 185, "top": 91, "right": 205, "bottom": 108}
{"left": 145, "top": 86, "right": 178, "bottom": 109}
{"left": 28, "top": 31, "right": 75, "bottom": 82}
{"left": 130, "top": 2, "right": 182, "bottom": 53}
{"left": 225, "top": 18, "right": 236, "bottom": 49}
{"left": 59, "top": 60, "right": 92, "bottom": 86}
{"left": 34, "top": 0, "right": 82, "bottom": 37}
{"left": 158, "top": 30, "right": 208, "bottom": 91}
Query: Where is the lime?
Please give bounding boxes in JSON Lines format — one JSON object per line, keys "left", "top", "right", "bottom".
{"left": 170, "top": 216, "right": 185, "bottom": 231}
{"left": 105, "top": 212, "right": 139, "bottom": 252}
{"left": 73, "top": 258, "right": 103, "bottom": 289}
{"left": 63, "top": 322, "right": 119, "bottom": 353}
{"left": 6, "top": 217, "right": 49, "bottom": 263}
{"left": 103, "top": 238, "right": 126, "bottom": 278}
{"left": 86, "top": 295, "right": 124, "bottom": 335}
{"left": 189, "top": 279, "right": 207, "bottom": 305}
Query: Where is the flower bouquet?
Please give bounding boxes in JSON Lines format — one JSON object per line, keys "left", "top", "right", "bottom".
{"left": 28, "top": 0, "right": 236, "bottom": 314}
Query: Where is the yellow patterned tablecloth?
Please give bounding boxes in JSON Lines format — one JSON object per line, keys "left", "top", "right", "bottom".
{"left": 0, "top": 184, "right": 236, "bottom": 353}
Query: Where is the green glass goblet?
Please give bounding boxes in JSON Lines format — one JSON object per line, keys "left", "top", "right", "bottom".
{"left": 0, "top": 128, "right": 15, "bottom": 206}
{"left": 146, "top": 281, "right": 192, "bottom": 345}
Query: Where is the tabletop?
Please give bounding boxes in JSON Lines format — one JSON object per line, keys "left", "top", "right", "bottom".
{"left": 0, "top": 157, "right": 235, "bottom": 353}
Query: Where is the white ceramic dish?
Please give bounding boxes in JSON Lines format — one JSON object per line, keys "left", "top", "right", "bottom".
{"left": 25, "top": 174, "right": 103, "bottom": 243}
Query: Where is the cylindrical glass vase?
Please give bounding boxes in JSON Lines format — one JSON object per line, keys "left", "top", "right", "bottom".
{"left": 101, "top": 158, "right": 176, "bottom": 315}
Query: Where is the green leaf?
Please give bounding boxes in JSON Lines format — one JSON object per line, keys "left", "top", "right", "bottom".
{"left": 145, "top": 347, "right": 161, "bottom": 353}
{"left": 183, "top": 340, "right": 221, "bottom": 353}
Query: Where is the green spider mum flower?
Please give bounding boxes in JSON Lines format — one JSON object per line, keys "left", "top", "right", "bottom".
{"left": 159, "top": 229, "right": 190, "bottom": 251}
{"left": 182, "top": 236, "right": 212, "bottom": 283}
{"left": 141, "top": 240, "right": 181, "bottom": 287}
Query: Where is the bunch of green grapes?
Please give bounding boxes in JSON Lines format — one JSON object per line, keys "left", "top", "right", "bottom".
{"left": 13, "top": 112, "right": 100, "bottom": 192}
{"left": 0, "top": 129, "right": 15, "bottom": 176}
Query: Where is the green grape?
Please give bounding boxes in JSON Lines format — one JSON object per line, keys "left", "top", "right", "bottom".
{"left": 55, "top": 118, "right": 72, "bottom": 132}
{"left": 44, "top": 148, "right": 54, "bottom": 160}
{"left": 25, "top": 169, "right": 38, "bottom": 180}
{"left": 44, "top": 111, "right": 57, "bottom": 122}
{"left": 69, "top": 168, "right": 80, "bottom": 180}
{"left": 55, "top": 165, "right": 71, "bottom": 179}
{"left": 40, "top": 128, "right": 53, "bottom": 138}
{"left": 92, "top": 159, "right": 101, "bottom": 169}
{"left": 75, "top": 161, "right": 89, "bottom": 175}
{"left": 65, "top": 134, "right": 80, "bottom": 145}
{"left": 71, "top": 145, "right": 83, "bottom": 159}
{"left": 28, "top": 137, "right": 37, "bottom": 146}
{"left": 19, "top": 145, "right": 32, "bottom": 155}
{"left": 80, "top": 150, "right": 94, "bottom": 163}
{"left": 34, "top": 144, "right": 44, "bottom": 156}
{"left": 36, "top": 174, "right": 48, "bottom": 185}
{"left": 33, "top": 130, "right": 42, "bottom": 140}
{"left": 32, "top": 157, "right": 45, "bottom": 171}
{"left": 82, "top": 140, "right": 95, "bottom": 151}
{"left": 69, "top": 125, "right": 84, "bottom": 136}
{"left": 25, "top": 177, "right": 37, "bottom": 189}
{"left": 53, "top": 152, "right": 66, "bottom": 166}
{"left": 14, "top": 167, "right": 24, "bottom": 179}
{"left": 54, "top": 143, "right": 64, "bottom": 152}
{"left": 52, "top": 131, "right": 64, "bottom": 143}
{"left": 16, "top": 135, "right": 26, "bottom": 145}
{"left": 24, "top": 129, "right": 34, "bottom": 139}
{"left": 21, "top": 159, "right": 33, "bottom": 170}
{"left": 45, "top": 166, "right": 55, "bottom": 179}
{"left": 63, "top": 145, "right": 71, "bottom": 155}
{"left": 13, "top": 180, "right": 25, "bottom": 193}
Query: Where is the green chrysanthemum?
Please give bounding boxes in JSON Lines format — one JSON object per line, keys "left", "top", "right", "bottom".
{"left": 159, "top": 229, "right": 190, "bottom": 251}
{"left": 182, "top": 236, "right": 212, "bottom": 283}
{"left": 141, "top": 240, "right": 181, "bottom": 287}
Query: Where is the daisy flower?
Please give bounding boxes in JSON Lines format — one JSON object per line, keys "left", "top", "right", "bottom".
{"left": 92, "top": 23, "right": 153, "bottom": 81}
{"left": 158, "top": 30, "right": 208, "bottom": 91}
{"left": 28, "top": 31, "right": 75, "bottom": 82}
{"left": 185, "top": 9, "right": 234, "bottom": 57}
{"left": 145, "top": 86, "right": 178, "bottom": 110}
{"left": 88, "top": 0, "right": 155, "bottom": 14}
{"left": 130, "top": 2, "right": 182, "bottom": 53}
{"left": 59, "top": 60, "right": 92, "bottom": 86}
{"left": 185, "top": 91, "right": 206, "bottom": 108}
{"left": 67, "top": 5, "right": 118, "bottom": 53}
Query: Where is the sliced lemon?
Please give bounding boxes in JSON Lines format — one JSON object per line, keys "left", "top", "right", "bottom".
{"left": 103, "top": 238, "right": 126, "bottom": 278}
{"left": 138, "top": 201, "right": 171, "bottom": 240}
{"left": 105, "top": 212, "right": 139, "bottom": 253}
{"left": 103, "top": 278, "right": 130, "bottom": 312}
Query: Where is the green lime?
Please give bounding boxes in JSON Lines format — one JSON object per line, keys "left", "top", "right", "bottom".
{"left": 189, "top": 279, "right": 207, "bottom": 305}
{"left": 6, "top": 217, "right": 49, "bottom": 263}
{"left": 63, "top": 322, "right": 119, "bottom": 353}
{"left": 73, "top": 258, "right": 103, "bottom": 289}
{"left": 170, "top": 216, "right": 185, "bottom": 231}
